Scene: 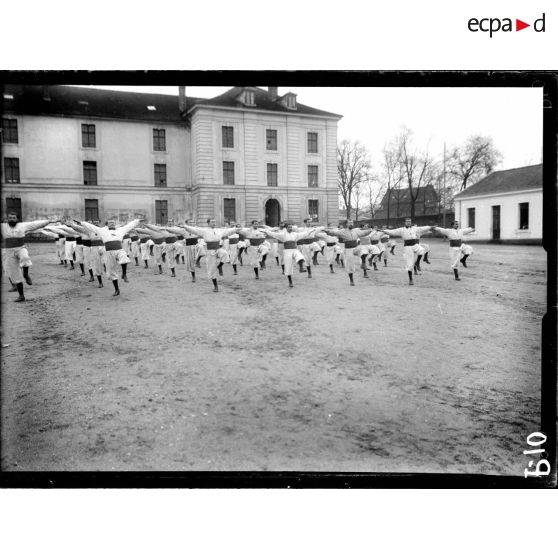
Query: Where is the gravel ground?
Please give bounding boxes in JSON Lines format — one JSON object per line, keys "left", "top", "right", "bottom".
{"left": 1, "top": 239, "right": 546, "bottom": 474}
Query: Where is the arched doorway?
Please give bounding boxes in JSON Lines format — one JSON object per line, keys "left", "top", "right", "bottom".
{"left": 265, "top": 198, "right": 281, "bottom": 227}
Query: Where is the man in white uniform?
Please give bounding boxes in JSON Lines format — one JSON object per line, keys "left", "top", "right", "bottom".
{"left": 316, "top": 229, "right": 338, "bottom": 274}
{"left": 432, "top": 221, "right": 475, "bottom": 281}
{"left": 1, "top": 212, "right": 54, "bottom": 301}
{"left": 378, "top": 219, "right": 433, "bottom": 285}
{"left": 183, "top": 219, "right": 236, "bottom": 292}
{"left": 237, "top": 221, "right": 268, "bottom": 280}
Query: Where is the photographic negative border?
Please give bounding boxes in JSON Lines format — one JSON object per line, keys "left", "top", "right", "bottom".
{"left": 0, "top": 69, "right": 556, "bottom": 488}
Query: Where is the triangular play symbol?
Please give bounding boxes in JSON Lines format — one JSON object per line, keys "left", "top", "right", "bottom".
{"left": 516, "top": 19, "right": 530, "bottom": 31}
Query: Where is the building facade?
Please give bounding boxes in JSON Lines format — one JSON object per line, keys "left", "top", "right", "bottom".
{"left": 453, "top": 164, "right": 542, "bottom": 243}
{"left": 1, "top": 85, "right": 341, "bottom": 226}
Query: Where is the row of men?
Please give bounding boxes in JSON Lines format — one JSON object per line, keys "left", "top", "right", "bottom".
{"left": 1, "top": 213, "right": 474, "bottom": 300}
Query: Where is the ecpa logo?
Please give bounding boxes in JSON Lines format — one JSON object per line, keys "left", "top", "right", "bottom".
{"left": 468, "top": 13, "right": 546, "bottom": 37}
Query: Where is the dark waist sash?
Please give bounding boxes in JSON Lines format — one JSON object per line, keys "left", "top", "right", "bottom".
{"left": 66, "top": 236, "right": 77, "bottom": 242}
{"left": 82, "top": 239, "right": 92, "bottom": 247}
{"left": 338, "top": 238, "right": 345, "bottom": 244}
{"left": 140, "top": 238, "right": 149, "bottom": 244}
{"left": 370, "top": 240, "right": 379, "bottom": 245}
{"left": 381, "top": 237, "right": 389, "bottom": 243}
{"left": 238, "top": 234, "right": 246, "bottom": 241}
{"left": 404, "top": 239, "right": 419, "bottom": 246}
{"left": 228, "top": 238, "right": 239, "bottom": 245}
{"left": 123, "top": 234, "right": 131, "bottom": 240}
{"left": 2, "top": 237, "right": 25, "bottom": 248}
{"left": 284, "top": 241, "right": 297, "bottom": 249}
{"left": 165, "top": 236, "right": 177, "bottom": 244}
{"left": 185, "top": 238, "right": 198, "bottom": 246}
{"left": 450, "top": 239, "right": 463, "bottom": 247}
{"left": 326, "top": 242, "right": 336, "bottom": 247}
{"left": 248, "top": 237, "right": 265, "bottom": 246}
{"left": 206, "top": 241, "right": 220, "bottom": 250}
{"left": 153, "top": 238, "right": 165, "bottom": 245}
{"left": 297, "top": 238, "right": 312, "bottom": 245}
{"left": 176, "top": 235, "right": 184, "bottom": 241}
{"left": 131, "top": 235, "right": 139, "bottom": 242}
{"left": 58, "top": 234, "right": 64, "bottom": 240}
{"left": 344, "top": 240, "right": 358, "bottom": 249}
{"left": 90, "top": 239, "right": 103, "bottom": 247}
{"left": 75, "top": 237, "right": 83, "bottom": 245}
{"left": 104, "top": 240, "right": 122, "bottom": 251}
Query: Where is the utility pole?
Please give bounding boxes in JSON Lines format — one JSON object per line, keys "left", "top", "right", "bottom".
{"left": 442, "top": 141, "right": 447, "bottom": 230}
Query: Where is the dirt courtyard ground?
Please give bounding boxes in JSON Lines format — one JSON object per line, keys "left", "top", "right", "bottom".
{"left": 1, "top": 239, "right": 546, "bottom": 475}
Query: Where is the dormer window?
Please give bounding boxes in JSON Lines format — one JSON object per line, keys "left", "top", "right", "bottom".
{"left": 280, "top": 93, "right": 297, "bottom": 110}
{"left": 244, "top": 91, "right": 255, "bottom": 106}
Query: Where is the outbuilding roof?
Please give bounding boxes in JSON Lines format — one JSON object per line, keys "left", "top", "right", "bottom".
{"left": 454, "top": 164, "right": 542, "bottom": 199}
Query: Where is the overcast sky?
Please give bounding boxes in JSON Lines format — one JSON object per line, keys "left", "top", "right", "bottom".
{"left": 77, "top": 85, "right": 543, "bottom": 172}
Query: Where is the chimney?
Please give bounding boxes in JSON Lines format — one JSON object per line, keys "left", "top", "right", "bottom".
{"left": 178, "top": 86, "right": 187, "bottom": 113}
{"left": 268, "top": 87, "right": 278, "bottom": 101}
{"left": 43, "top": 85, "right": 51, "bottom": 101}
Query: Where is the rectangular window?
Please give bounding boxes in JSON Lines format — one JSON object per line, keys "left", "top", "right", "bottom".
{"left": 223, "top": 161, "right": 235, "bottom": 185}
{"left": 81, "top": 124, "right": 96, "bottom": 148}
{"left": 267, "top": 163, "right": 278, "bottom": 187}
{"left": 83, "top": 161, "right": 97, "bottom": 185}
{"left": 155, "top": 200, "right": 168, "bottom": 225}
{"left": 224, "top": 198, "right": 236, "bottom": 223}
{"left": 519, "top": 202, "right": 529, "bottom": 229}
{"left": 308, "top": 200, "right": 319, "bottom": 221}
{"left": 4, "top": 157, "right": 20, "bottom": 183}
{"left": 6, "top": 197, "right": 22, "bottom": 220}
{"left": 153, "top": 128, "right": 166, "bottom": 151}
{"left": 308, "top": 165, "right": 318, "bottom": 187}
{"left": 467, "top": 207, "right": 475, "bottom": 229}
{"left": 222, "top": 126, "right": 234, "bottom": 148}
{"left": 84, "top": 199, "right": 99, "bottom": 222}
{"left": 266, "top": 129, "right": 277, "bottom": 150}
{"left": 154, "top": 164, "right": 167, "bottom": 187}
{"left": 307, "top": 132, "right": 318, "bottom": 153}
{"left": 2, "top": 118, "right": 18, "bottom": 143}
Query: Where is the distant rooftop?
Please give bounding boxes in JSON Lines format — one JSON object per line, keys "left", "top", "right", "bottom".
{"left": 454, "top": 164, "right": 542, "bottom": 199}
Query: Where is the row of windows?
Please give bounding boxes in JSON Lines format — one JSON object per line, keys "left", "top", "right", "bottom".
{"left": 4, "top": 196, "right": 320, "bottom": 226}
{"left": 3, "top": 157, "right": 320, "bottom": 188}
{"left": 466, "top": 203, "right": 530, "bottom": 229}
{"left": 223, "top": 161, "right": 319, "bottom": 187}
{"left": 2, "top": 119, "right": 168, "bottom": 152}
{"left": 222, "top": 126, "right": 319, "bottom": 153}
{"left": 3, "top": 119, "right": 320, "bottom": 155}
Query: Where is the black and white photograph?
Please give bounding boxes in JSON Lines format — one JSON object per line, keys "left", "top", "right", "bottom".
{"left": 1, "top": 74, "right": 554, "bottom": 483}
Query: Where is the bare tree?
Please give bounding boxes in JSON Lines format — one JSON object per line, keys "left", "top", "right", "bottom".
{"left": 397, "top": 128, "right": 433, "bottom": 221}
{"left": 380, "top": 142, "right": 404, "bottom": 226}
{"left": 363, "top": 178, "right": 386, "bottom": 221}
{"left": 337, "top": 139, "right": 373, "bottom": 220}
{"left": 448, "top": 135, "right": 502, "bottom": 192}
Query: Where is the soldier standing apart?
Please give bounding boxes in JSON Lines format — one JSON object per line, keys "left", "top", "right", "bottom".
{"left": 432, "top": 221, "right": 475, "bottom": 281}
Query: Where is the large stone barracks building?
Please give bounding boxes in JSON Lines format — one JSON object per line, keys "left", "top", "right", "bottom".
{"left": 1, "top": 85, "right": 342, "bottom": 226}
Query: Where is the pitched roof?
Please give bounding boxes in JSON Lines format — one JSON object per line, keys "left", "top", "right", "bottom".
{"left": 1, "top": 85, "right": 203, "bottom": 122}
{"left": 454, "top": 164, "right": 542, "bottom": 199}
{"left": 379, "top": 184, "right": 438, "bottom": 205}
{"left": 191, "top": 86, "right": 342, "bottom": 118}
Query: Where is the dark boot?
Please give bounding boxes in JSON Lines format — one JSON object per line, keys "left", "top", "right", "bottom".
{"left": 212, "top": 278, "right": 218, "bottom": 292}
{"left": 329, "top": 264, "right": 334, "bottom": 274}
{"left": 360, "top": 255, "right": 368, "bottom": 270}
{"left": 423, "top": 252, "right": 430, "bottom": 264}
{"left": 103, "top": 263, "right": 106, "bottom": 273}
{"left": 15, "top": 282, "right": 25, "bottom": 302}
{"left": 408, "top": 270, "right": 414, "bottom": 285}
{"left": 191, "top": 271, "right": 196, "bottom": 283}
{"left": 276, "top": 257, "right": 280, "bottom": 266}
{"left": 135, "top": 257, "right": 139, "bottom": 266}
{"left": 162, "top": 253, "right": 166, "bottom": 263}
{"left": 281, "top": 264, "right": 285, "bottom": 275}
{"left": 112, "top": 279, "right": 120, "bottom": 296}
{"left": 144, "top": 261, "right": 149, "bottom": 269}
{"left": 70, "top": 260, "right": 75, "bottom": 270}
{"left": 335, "top": 254, "right": 340, "bottom": 265}
{"left": 384, "top": 259, "right": 387, "bottom": 267}
{"left": 363, "top": 268, "right": 369, "bottom": 278}
{"left": 372, "top": 261, "right": 378, "bottom": 271}
{"left": 195, "top": 256, "right": 202, "bottom": 268}
{"left": 414, "top": 265, "right": 418, "bottom": 276}
{"left": 88, "top": 269, "right": 94, "bottom": 282}
{"left": 288, "top": 275, "right": 293, "bottom": 288}
{"left": 349, "top": 273, "right": 355, "bottom": 286}
{"left": 312, "top": 253, "right": 318, "bottom": 266}
{"left": 454, "top": 268, "right": 461, "bottom": 281}
{"left": 233, "top": 264, "right": 238, "bottom": 275}
{"left": 461, "top": 255, "right": 469, "bottom": 268}
{"left": 390, "top": 246, "right": 395, "bottom": 255}
{"left": 8, "top": 279, "right": 17, "bottom": 292}
{"left": 261, "top": 254, "right": 267, "bottom": 269}
{"left": 97, "top": 275, "right": 103, "bottom": 288}
{"left": 63, "top": 260, "right": 68, "bottom": 268}
{"left": 307, "top": 266, "right": 312, "bottom": 278}
{"left": 158, "top": 264, "right": 163, "bottom": 275}
{"left": 218, "top": 262, "right": 224, "bottom": 276}
{"left": 182, "top": 256, "right": 185, "bottom": 264}
{"left": 298, "top": 260, "right": 305, "bottom": 273}
{"left": 22, "top": 266, "right": 32, "bottom": 285}
{"left": 171, "top": 268, "right": 176, "bottom": 277}
{"left": 415, "top": 255, "right": 423, "bottom": 272}
{"left": 175, "top": 254, "right": 180, "bottom": 265}
{"left": 121, "top": 263, "right": 128, "bottom": 282}
{"left": 254, "top": 268, "right": 259, "bottom": 280}
{"left": 79, "top": 263, "right": 85, "bottom": 276}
